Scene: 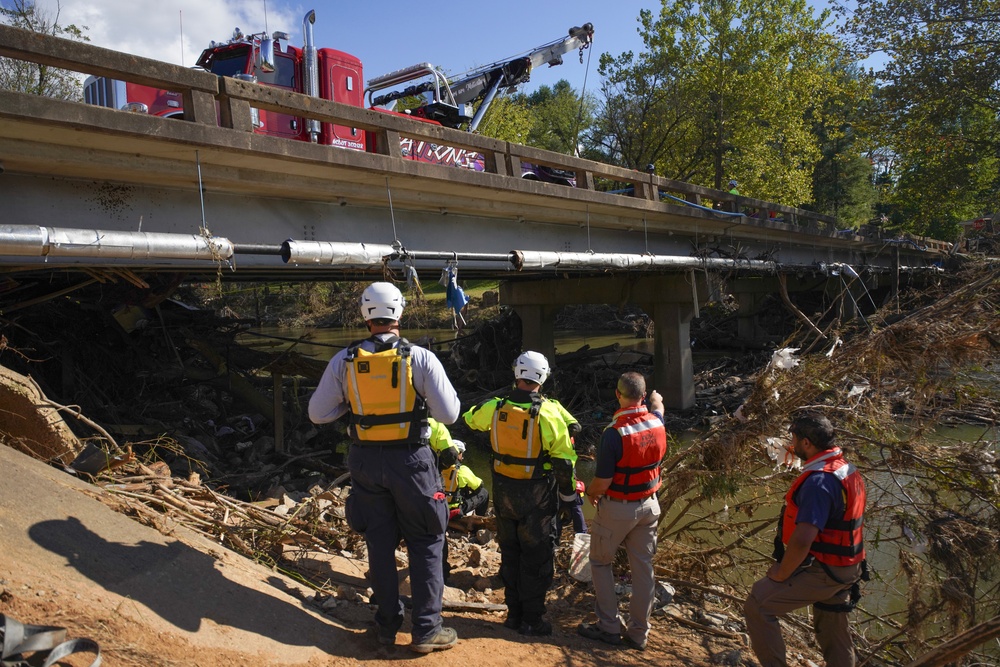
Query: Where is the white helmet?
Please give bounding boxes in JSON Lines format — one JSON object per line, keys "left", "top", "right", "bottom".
{"left": 513, "top": 350, "right": 550, "bottom": 386}
{"left": 359, "top": 282, "right": 405, "bottom": 321}
{"left": 453, "top": 439, "right": 466, "bottom": 454}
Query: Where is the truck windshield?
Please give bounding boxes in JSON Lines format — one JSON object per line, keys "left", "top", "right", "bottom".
{"left": 256, "top": 53, "right": 297, "bottom": 88}
{"left": 207, "top": 48, "right": 251, "bottom": 77}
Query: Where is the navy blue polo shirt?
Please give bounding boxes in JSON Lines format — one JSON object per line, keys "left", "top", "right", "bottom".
{"left": 793, "top": 471, "right": 846, "bottom": 529}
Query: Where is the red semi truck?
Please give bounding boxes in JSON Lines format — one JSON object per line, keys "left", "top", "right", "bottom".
{"left": 83, "top": 10, "right": 593, "bottom": 178}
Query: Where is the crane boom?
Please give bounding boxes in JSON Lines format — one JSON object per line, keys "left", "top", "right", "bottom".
{"left": 365, "top": 23, "right": 593, "bottom": 132}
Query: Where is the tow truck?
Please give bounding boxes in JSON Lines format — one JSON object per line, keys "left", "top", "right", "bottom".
{"left": 83, "top": 10, "right": 593, "bottom": 181}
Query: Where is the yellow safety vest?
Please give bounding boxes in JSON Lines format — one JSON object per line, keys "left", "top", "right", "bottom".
{"left": 490, "top": 395, "right": 548, "bottom": 479}
{"left": 345, "top": 338, "right": 427, "bottom": 445}
{"left": 442, "top": 465, "right": 460, "bottom": 505}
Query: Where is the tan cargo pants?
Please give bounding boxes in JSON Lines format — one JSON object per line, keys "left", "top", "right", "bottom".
{"left": 743, "top": 560, "right": 861, "bottom": 667}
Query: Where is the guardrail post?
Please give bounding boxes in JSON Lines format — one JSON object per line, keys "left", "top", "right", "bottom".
{"left": 217, "top": 78, "right": 254, "bottom": 132}
{"left": 485, "top": 150, "right": 508, "bottom": 177}
{"left": 374, "top": 129, "right": 402, "bottom": 158}
{"left": 506, "top": 152, "right": 523, "bottom": 179}
{"left": 182, "top": 89, "right": 218, "bottom": 125}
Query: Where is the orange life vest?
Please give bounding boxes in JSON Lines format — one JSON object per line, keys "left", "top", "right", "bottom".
{"left": 605, "top": 406, "right": 667, "bottom": 501}
{"left": 781, "top": 447, "right": 866, "bottom": 566}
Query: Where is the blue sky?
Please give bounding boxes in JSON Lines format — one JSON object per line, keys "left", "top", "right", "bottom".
{"left": 27, "top": 0, "right": 662, "bottom": 96}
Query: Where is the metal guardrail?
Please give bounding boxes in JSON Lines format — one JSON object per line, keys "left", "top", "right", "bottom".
{"left": 0, "top": 23, "right": 841, "bottom": 233}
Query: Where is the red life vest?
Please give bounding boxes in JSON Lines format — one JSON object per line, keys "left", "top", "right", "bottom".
{"left": 781, "top": 447, "right": 866, "bottom": 566}
{"left": 605, "top": 406, "right": 668, "bottom": 501}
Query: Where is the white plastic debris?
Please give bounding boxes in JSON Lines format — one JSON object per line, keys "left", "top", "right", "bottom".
{"left": 769, "top": 347, "right": 800, "bottom": 371}
{"left": 764, "top": 436, "right": 802, "bottom": 471}
{"left": 825, "top": 336, "right": 843, "bottom": 358}
{"left": 847, "top": 381, "right": 870, "bottom": 399}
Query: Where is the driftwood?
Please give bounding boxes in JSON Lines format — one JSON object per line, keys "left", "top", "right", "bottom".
{"left": 186, "top": 338, "right": 276, "bottom": 422}
{"left": 554, "top": 343, "right": 621, "bottom": 364}
{"left": 663, "top": 612, "right": 742, "bottom": 640}
{"left": 400, "top": 595, "right": 506, "bottom": 613}
{"left": 904, "top": 615, "right": 1000, "bottom": 667}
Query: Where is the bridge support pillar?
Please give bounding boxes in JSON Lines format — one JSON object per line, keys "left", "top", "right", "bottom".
{"left": 502, "top": 274, "right": 705, "bottom": 410}
{"left": 730, "top": 277, "right": 781, "bottom": 343}
{"left": 647, "top": 301, "right": 695, "bottom": 410}
{"left": 511, "top": 304, "right": 557, "bottom": 363}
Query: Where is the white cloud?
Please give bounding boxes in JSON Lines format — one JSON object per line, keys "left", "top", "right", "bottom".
{"left": 35, "top": 0, "right": 301, "bottom": 67}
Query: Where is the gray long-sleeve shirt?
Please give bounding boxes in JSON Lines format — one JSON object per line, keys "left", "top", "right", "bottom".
{"left": 308, "top": 333, "right": 460, "bottom": 437}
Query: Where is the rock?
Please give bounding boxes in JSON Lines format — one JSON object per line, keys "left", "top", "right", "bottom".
{"left": 442, "top": 585, "right": 466, "bottom": 603}
{"left": 467, "top": 544, "right": 482, "bottom": 568}
{"left": 702, "top": 612, "right": 729, "bottom": 627}
{"left": 710, "top": 649, "right": 743, "bottom": 665}
{"left": 336, "top": 584, "right": 359, "bottom": 602}
{"left": 475, "top": 528, "right": 493, "bottom": 545}
{"left": 654, "top": 580, "right": 675, "bottom": 606}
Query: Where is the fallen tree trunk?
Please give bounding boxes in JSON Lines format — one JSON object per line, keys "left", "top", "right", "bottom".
{"left": 904, "top": 615, "right": 1000, "bottom": 667}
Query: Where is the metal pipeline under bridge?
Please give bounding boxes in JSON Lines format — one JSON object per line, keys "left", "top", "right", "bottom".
{"left": 0, "top": 224, "right": 234, "bottom": 261}
{"left": 277, "top": 239, "right": 783, "bottom": 273}
{"left": 0, "top": 226, "right": 942, "bottom": 276}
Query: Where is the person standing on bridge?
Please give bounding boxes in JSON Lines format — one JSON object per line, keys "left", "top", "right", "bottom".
{"left": 577, "top": 371, "right": 667, "bottom": 652}
{"left": 743, "top": 413, "right": 868, "bottom": 667}
{"left": 463, "top": 351, "right": 578, "bottom": 636}
{"left": 308, "top": 281, "right": 461, "bottom": 654}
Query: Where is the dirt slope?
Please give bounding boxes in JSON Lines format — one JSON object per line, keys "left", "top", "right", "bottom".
{"left": 0, "top": 444, "right": 768, "bottom": 666}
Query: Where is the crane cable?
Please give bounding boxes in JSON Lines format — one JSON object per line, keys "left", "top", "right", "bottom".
{"left": 571, "top": 39, "right": 594, "bottom": 157}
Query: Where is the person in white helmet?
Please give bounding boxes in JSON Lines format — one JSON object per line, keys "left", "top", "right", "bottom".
{"left": 309, "top": 281, "right": 460, "bottom": 654}
{"left": 429, "top": 419, "right": 489, "bottom": 583}
{"left": 462, "top": 350, "right": 578, "bottom": 637}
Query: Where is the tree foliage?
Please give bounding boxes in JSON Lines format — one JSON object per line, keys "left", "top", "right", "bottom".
{"left": 0, "top": 0, "right": 89, "bottom": 100}
{"left": 845, "top": 0, "right": 1000, "bottom": 237}
{"left": 514, "top": 79, "right": 595, "bottom": 155}
{"left": 591, "top": 0, "right": 861, "bottom": 207}
{"left": 474, "top": 94, "right": 534, "bottom": 145}
{"left": 805, "top": 64, "right": 877, "bottom": 228}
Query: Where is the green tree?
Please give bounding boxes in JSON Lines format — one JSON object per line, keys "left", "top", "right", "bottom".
{"left": 806, "top": 64, "right": 876, "bottom": 227}
{"left": 514, "top": 79, "right": 595, "bottom": 155}
{"left": 593, "top": 0, "right": 855, "bottom": 206}
{"left": 475, "top": 94, "right": 534, "bottom": 144}
{"left": 846, "top": 0, "right": 1000, "bottom": 236}
{"left": 0, "top": 0, "right": 89, "bottom": 100}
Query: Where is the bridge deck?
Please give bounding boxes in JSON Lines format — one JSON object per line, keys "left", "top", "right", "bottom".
{"left": 0, "top": 24, "right": 948, "bottom": 281}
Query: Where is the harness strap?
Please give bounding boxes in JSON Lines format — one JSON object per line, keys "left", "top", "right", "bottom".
{"left": 810, "top": 540, "right": 865, "bottom": 557}
{"left": 0, "top": 614, "right": 101, "bottom": 667}
{"left": 826, "top": 516, "right": 864, "bottom": 531}
{"left": 493, "top": 451, "right": 552, "bottom": 467}
{"left": 812, "top": 560, "right": 868, "bottom": 614}
{"left": 351, "top": 408, "right": 427, "bottom": 427}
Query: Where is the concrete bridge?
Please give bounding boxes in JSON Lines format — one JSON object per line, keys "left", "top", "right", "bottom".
{"left": 0, "top": 25, "right": 949, "bottom": 408}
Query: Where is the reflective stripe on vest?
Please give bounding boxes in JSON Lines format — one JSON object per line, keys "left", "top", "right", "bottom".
{"left": 606, "top": 406, "right": 668, "bottom": 501}
{"left": 345, "top": 338, "right": 427, "bottom": 445}
{"left": 781, "top": 447, "right": 867, "bottom": 566}
{"left": 489, "top": 395, "right": 547, "bottom": 479}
